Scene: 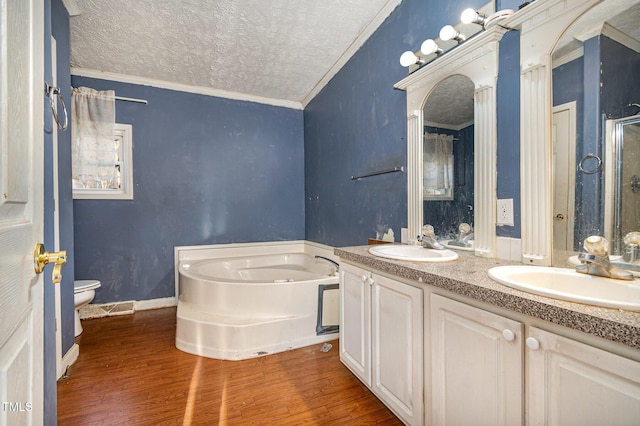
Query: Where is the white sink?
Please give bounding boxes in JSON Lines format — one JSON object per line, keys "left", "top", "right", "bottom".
{"left": 368, "top": 245, "right": 458, "bottom": 262}
{"left": 488, "top": 265, "right": 640, "bottom": 311}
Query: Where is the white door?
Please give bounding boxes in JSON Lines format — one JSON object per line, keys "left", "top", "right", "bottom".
{"left": 527, "top": 327, "right": 640, "bottom": 425}
{"left": 552, "top": 102, "right": 577, "bottom": 252}
{"left": 339, "top": 263, "right": 371, "bottom": 386}
{"left": 430, "top": 294, "right": 523, "bottom": 426}
{"left": 371, "top": 274, "right": 423, "bottom": 426}
{"left": 0, "top": 0, "right": 45, "bottom": 424}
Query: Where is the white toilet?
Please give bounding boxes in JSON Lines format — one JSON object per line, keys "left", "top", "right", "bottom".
{"left": 74, "top": 280, "right": 101, "bottom": 337}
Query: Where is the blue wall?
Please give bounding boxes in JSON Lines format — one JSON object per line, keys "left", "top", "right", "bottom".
{"left": 72, "top": 77, "right": 305, "bottom": 303}
{"left": 496, "top": 30, "right": 521, "bottom": 238}
{"left": 72, "top": 0, "right": 527, "bottom": 303}
{"left": 304, "top": 0, "right": 523, "bottom": 246}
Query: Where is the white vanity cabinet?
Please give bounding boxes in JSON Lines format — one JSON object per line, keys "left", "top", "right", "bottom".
{"left": 429, "top": 293, "right": 640, "bottom": 425}
{"left": 429, "top": 294, "right": 524, "bottom": 425}
{"left": 526, "top": 326, "right": 640, "bottom": 425}
{"left": 340, "top": 263, "right": 423, "bottom": 426}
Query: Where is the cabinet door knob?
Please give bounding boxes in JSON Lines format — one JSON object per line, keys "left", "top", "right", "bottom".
{"left": 361, "top": 275, "right": 367, "bottom": 282}
{"left": 502, "top": 329, "right": 515, "bottom": 342}
{"left": 526, "top": 337, "right": 540, "bottom": 350}
{"left": 368, "top": 278, "right": 374, "bottom": 286}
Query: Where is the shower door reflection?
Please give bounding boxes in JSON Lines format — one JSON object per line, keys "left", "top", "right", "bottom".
{"left": 606, "top": 115, "right": 640, "bottom": 255}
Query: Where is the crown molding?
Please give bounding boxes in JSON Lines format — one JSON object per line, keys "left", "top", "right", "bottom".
{"left": 70, "top": 68, "right": 303, "bottom": 110}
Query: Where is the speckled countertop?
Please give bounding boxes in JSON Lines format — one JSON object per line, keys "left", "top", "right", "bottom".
{"left": 335, "top": 245, "right": 640, "bottom": 351}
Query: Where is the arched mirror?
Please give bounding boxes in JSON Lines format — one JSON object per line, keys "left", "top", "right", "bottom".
{"left": 515, "top": 0, "right": 639, "bottom": 266}
{"left": 422, "top": 75, "right": 475, "bottom": 249}
{"left": 395, "top": 25, "right": 508, "bottom": 257}
{"left": 515, "top": 0, "right": 602, "bottom": 266}
{"left": 551, "top": 0, "right": 640, "bottom": 264}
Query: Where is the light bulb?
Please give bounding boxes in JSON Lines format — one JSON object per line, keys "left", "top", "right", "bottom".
{"left": 439, "top": 25, "right": 465, "bottom": 42}
{"left": 461, "top": 8, "right": 486, "bottom": 25}
{"left": 400, "top": 51, "right": 421, "bottom": 67}
{"left": 420, "top": 39, "right": 442, "bottom": 55}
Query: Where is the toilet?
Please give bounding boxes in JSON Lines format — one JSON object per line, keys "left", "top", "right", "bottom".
{"left": 74, "top": 280, "right": 101, "bottom": 337}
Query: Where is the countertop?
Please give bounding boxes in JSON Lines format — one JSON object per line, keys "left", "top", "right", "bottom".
{"left": 335, "top": 245, "right": 640, "bottom": 351}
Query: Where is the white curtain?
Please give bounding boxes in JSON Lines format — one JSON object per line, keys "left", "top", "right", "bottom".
{"left": 423, "top": 133, "right": 454, "bottom": 197}
{"left": 71, "top": 87, "right": 116, "bottom": 189}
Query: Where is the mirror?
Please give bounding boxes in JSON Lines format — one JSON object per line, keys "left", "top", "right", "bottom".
{"left": 395, "top": 25, "right": 504, "bottom": 256}
{"left": 551, "top": 0, "right": 640, "bottom": 263}
{"left": 422, "top": 75, "right": 475, "bottom": 243}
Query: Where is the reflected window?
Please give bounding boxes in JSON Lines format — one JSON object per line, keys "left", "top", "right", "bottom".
{"left": 423, "top": 133, "right": 454, "bottom": 200}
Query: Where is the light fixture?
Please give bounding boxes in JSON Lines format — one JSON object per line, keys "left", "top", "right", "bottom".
{"left": 420, "top": 39, "right": 443, "bottom": 56}
{"left": 439, "top": 25, "right": 465, "bottom": 43}
{"left": 399, "top": 51, "right": 425, "bottom": 67}
{"left": 460, "top": 8, "right": 487, "bottom": 26}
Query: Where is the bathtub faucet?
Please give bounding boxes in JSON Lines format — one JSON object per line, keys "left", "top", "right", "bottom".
{"left": 315, "top": 255, "right": 339, "bottom": 272}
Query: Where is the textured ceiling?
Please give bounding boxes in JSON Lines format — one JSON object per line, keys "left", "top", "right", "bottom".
{"left": 69, "top": 0, "right": 399, "bottom": 108}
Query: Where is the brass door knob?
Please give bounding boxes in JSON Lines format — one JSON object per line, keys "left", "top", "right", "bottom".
{"left": 554, "top": 214, "right": 564, "bottom": 221}
{"left": 34, "top": 243, "right": 67, "bottom": 284}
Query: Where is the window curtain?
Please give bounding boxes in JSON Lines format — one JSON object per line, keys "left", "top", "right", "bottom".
{"left": 71, "top": 87, "right": 116, "bottom": 189}
{"left": 423, "top": 133, "right": 454, "bottom": 196}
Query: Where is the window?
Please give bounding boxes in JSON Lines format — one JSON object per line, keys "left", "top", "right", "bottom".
{"left": 73, "top": 123, "right": 133, "bottom": 200}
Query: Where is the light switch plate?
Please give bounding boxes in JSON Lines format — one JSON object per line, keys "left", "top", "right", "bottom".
{"left": 497, "top": 198, "right": 514, "bottom": 226}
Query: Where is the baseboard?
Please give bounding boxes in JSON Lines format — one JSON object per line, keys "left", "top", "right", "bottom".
{"left": 58, "top": 343, "right": 79, "bottom": 379}
{"left": 79, "top": 297, "right": 177, "bottom": 320}
{"left": 134, "top": 297, "right": 176, "bottom": 311}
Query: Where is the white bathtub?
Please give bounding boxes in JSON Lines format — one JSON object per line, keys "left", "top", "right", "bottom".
{"left": 175, "top": 247, "right": 339, "bottom": 360}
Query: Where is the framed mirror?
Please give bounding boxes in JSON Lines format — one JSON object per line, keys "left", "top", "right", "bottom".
{"left": 546, "top": 0, "right": 640, "bottom": 264}
{"left": 395, "top": 26, "right": 507, "bottom": 257}
{"left": 512, "top": 0, "right": 603, "bottom": 266}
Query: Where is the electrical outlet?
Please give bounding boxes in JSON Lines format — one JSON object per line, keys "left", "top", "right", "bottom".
{"left": 497, "top": 198, "right": 514, "bottom": 226}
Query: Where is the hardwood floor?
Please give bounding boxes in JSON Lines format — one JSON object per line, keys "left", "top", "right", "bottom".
{"left": 57, "top": 307, "right": 402, "bottom": 425}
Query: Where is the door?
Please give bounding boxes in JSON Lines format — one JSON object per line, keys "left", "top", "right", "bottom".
{"left": 430, "top": 294, "right": 523, "bottom": 425}
{"left": 339, "top": 263, "right": 371, "bottom": 386}
{"left": 371, "top": 274, "right": 423, "bottom": 426}
{"left": 527, "top": 327, "right": 640, "bottom": 425}
{"left": 552, "top": 102, "right": 577, "bottom": 252}
{"left": 0, "top": 0, "right": 45, "bottom": 424}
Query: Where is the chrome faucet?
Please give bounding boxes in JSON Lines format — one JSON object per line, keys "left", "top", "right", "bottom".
{"left": 417, "top": 224, "right": 445, "bottom": 250}
{"left": 448, "top": 222, "right": 474, "bottom": 248}
{"left": 622, "top": 232, "right": 640, "bottom": 264}
{"left": 576, "top": 236, "right": 633, "bottom": 281}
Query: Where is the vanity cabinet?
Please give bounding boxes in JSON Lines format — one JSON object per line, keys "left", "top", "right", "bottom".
{"left": 430, "top": 293, "right": 640, "bottom": 425}
{"left": 340, "top": 263, "right": 423, "bottom": 426}
{"left": 429, "top": 294, "right": 523, "bottom": 425}
{"left": 526, "top": 326, "right": 640, "bottom": 425}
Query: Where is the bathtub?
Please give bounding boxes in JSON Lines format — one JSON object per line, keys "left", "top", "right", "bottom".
{"left": 175, "top": 245, "right": 339, "bottom": 360}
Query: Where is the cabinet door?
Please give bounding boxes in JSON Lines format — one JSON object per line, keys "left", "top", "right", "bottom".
{"left": 430, "top": 294, "right": 523, "bottom": 426}
{"left": 371, "top": 273, "right": 423, "bottom": 426}
{"left": 339, "top": 263, "right": 371, "bottom": 386}
{"left": 527, "top": 326, "right": 640, "bottom": 425}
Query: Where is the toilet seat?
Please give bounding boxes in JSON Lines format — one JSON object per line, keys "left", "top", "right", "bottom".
{"left": 74, "top": 279, "right": 101, "bottom": 293}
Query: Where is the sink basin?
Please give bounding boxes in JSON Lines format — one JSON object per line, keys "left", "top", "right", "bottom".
{"left": 368, "top": 245, "right": 458, "bottom": 262}
{"left": 488, "top": 265, "right": 640, "bottom": 311}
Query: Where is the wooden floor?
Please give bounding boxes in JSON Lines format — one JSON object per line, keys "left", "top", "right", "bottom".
{"left": 57, "top": 307, "right": 402, "bottom": 425}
